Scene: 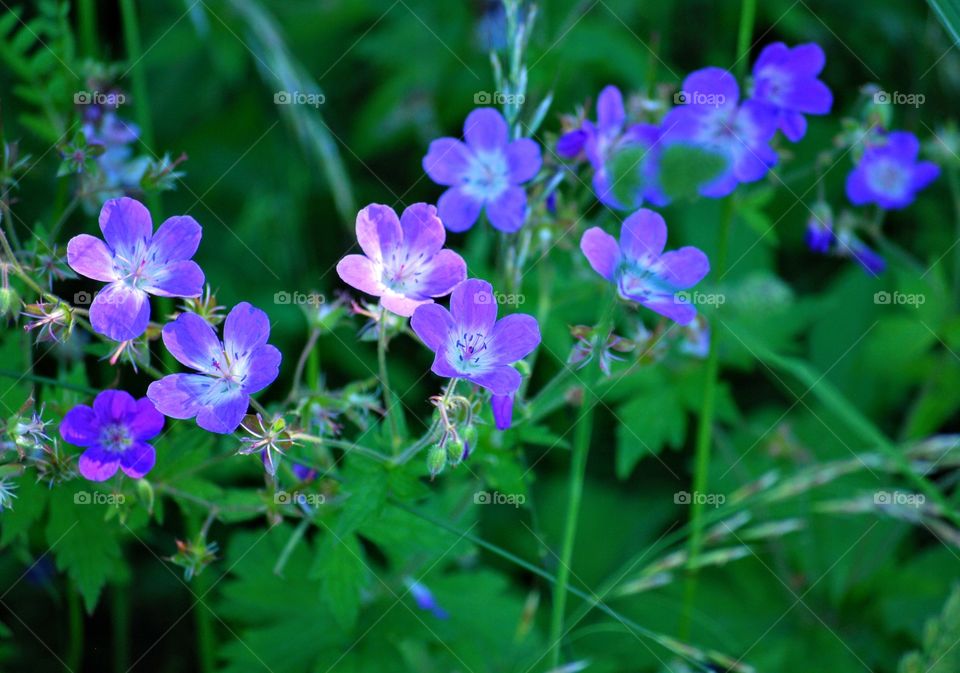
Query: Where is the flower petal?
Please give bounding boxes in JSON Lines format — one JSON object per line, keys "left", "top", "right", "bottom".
{"left": 557, "top": 129, "right": 587, "bottom": 158}
{"left": 337, "top": 254, "right": 384, "bottom": 297}
{"left": 67, "top": 234, "right": 120, "bottom": 282}
{"left": 147, "top": 374, "right": 209, "bottom": 420}
{"left": 657, "top": 247, "right": 710, "bottom": 289}
{"left": 486, "top": 185, "right": 527, "bottom": 233}
{"left": 642, "top": 295, "right": 698, "bottom": 325}
{"left": 142, "top": 260, "right": 205, "bottom": 298}
{"left": 93, "top": 389, "right": 138, "bottom": 424}
{"left": 464, "top": 108, "right": 508, "bottom": 151}
{"left": 506, "top": 138, "right": 542, "bottom": 184}
{"left": 491, "top": 394, "right": 514, "bottom": 431}
{"left": 79, "top": 445, "right": 121, "bottom": 482}
{"left": 845, "top": 166, "right": 873, "bottom": 205}
{"left": 120, "top": 442, "right": 156, "bottom": 478}
{"left": 98, "top": 197, "right": 152, "bottom": 255}
{"left": 449, "top": 278, "right": 498, "bottom": 333}
{"left": 381, "top": 291, "right": 427, "bottom": 317}
{"left": 162, "top": 312, "right": 221, "bottom": 373}
{"left": 59, "top": 405, "right": 99, "bottom": 447}
{"left": 423, "top": 138, "right": 471, "bottom": 186}
{"left": 596, "top": 85, "right": 626, "bottom": 132}
{"left": 411, "top": 303, "right": 455, "bottom": 351}
{"left": 620, "top": 209, "right": 667, "bottom": 263}
{"left": 90, "top": 282, "right": 150, "bottom": 341}
{"left": 241, "top": 344, "right": 282, "bottom": 394}
{"left": 150, "top": 215, "right": 202, "bottom": 263}
{"left": 490, "top": 314, "right": 540, "bottom": 364}
{"left": 580, "top": 227, "right": 620, "bottom": 282}
{"left": 196, "top": 393, "right": 248, "bottom": 434}
{"left": 400, "top": 203, "right": 446, "bottom": 256}
{"left": 467, "top": 365, "right": 521, "bottom": 395}
{"left": 417, "top": 249, "right": 467, "bottom": 297}
{"left": 223, "top": 302, "right": 271, "bottom": 363}
{"left": 437, "top": 187, "right": 483, "bottom": 233}
{"left": 356, "top": 203, "right": 402, "bottom": 261}
{"left": 128, "top": 398, "right": 164, "bottom": 441}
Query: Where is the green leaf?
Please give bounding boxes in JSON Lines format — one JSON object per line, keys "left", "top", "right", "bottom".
{"left": 929, "top": 0, "right": 960, "bottom": 46}
{"left": 0, "top": 476, "right": 48, "bottom": 546}
{"left": 898, "top": 584, "right": 960, "bottom": 673}
{"left": 615, "top": 388, "right": 686, "bottom": 478}
{"left": 658, "top": 143, "right": 729, "bottom": 200}
{"left": 312, "top": 531, "right": 367, "bottom": 630}
{"left": 607, "top": 145, "right": 647, "bottom": 207}
{"left": 45, "top": 484, "right": 124, "bottom": 612}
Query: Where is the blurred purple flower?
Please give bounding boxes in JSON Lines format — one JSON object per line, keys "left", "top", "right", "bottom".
{"left": 423, "top": 108, "right": 541, "bottom": 233}
{"left": 60, "top": 389, "right": 164, "bottom": 481}
{"left": 411, "top": 279, "right": 540, "bottom": 396}
{"left": 557, "top": 85, "right": 667, "bottom": 209}
{"left": 662, "top": 67, "right": 778, "bottom": 197}
{"left": 67, "top": 197, "right": 205, "bottom": 341}
{"left": 580, "top": 209, "right": 710, "bottom": 325}
{"left": 750, "top": 42, "right": 832, "bottom": 142}
{"left": 406, "top": 578, "right": 449, "bottom": 619}
{"left": 147, "top": 303, "right": 281, "bottom": 434}
{"left": 846, "top": 131, "right": 940, "bottom": 209}
{"left": 491, "top": 393, "right": 514, "bottom": 430}
{"left": 82, "top": 112, "right": 149, "bottom": 190}
{"left": 336, "top": 203, "right": 466, "bottom": 317}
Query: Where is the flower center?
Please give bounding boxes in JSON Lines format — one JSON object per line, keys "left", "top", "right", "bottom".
{"left": 867, "top": 159, "right": 908, "bottom": 196}
{"left": 453, "top": 331, "right": 489, "bottom": 370}
{"left": 100, "top": 423, "right": 132, "bottom": 453}
{"left": 383, "top": 248, "right": 429, "bottom": 294}
{"left": 463, "top": 151, "right": 509, "bottom": 200}
{"left": 617, "top": 264, "right": 673, "bottom": 303}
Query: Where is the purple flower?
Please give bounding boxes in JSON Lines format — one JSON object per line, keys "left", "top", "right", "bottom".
{"left": 491, "top": 393, "right": 514, "bottom": 430}
{"left": 336, "top": 203, "right": 467, "bottom": 317}
{"left": 82, "top": 112, "right": 149, "bottom": 190}
{"left": 147, "top": 303, "right": 281, "bottom": 434}
{"left": 805, "top": 203, "right": 834, "bottom": 254}
{"left": 423, "top": 108, "right": 541, "bottom": 233}
{"left": 292, "top": 463, "right": 317, "bottom": 481}
{"left": 580, "top": 209, "right": 710, "bottom": 325}
{"left": 557, "top": 85, "right": 667, "bottom": 209}
{"left": 67, "top": 197, "right": 205, "bottom": 341}
{"left": 662, "top": 67, "right": 778, "bottom": 197}
{"left": 846, "top": 131, "right": 940, "bottom": 209}
{"left": 750, "top": 42, "right": 832, "bottom": 142}
{"left": 406, "top": 578, "right": 449, "bottom": 619}
{"left": 410, "top": 279, "right": 540, "bottom": 396}
{"left": 59, "top": 389, "right": 164, "bottom": 481}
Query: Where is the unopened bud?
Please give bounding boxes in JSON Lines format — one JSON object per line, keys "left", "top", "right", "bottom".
{"left": 427, "top": 443, "right": 447, "bottom": 478}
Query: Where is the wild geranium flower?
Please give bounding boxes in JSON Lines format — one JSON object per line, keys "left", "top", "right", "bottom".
{"left": 405, "top": 578, "right": 449, "bottom": 619}
{"left": 750, "top": 42, "right": 832, "bottom": 141}
{"left": 67, "top": 197, "right": 205, "bottom": 341}
{"left": 580, "top": 208, "right": 710, "bottom": 325}
{"left": 59, "top": 389, "right": 164, "bottom": 481}
{"left": 845, "top": 131, "right": 940, "bottom": 209}
{"left": 423, "top": 108, "right": 542, "bottom": 233}
{"left": 557, "top": 85, "right": 667, "bottom": 209}
{"left": 337, "top": 203, "right": 466, "bottom": 317}
{"left": 147, "top": 303, "right": 281, "bottom": 434}
{"left": 491, "top": 394, "right": 514, "bottom": 431}
{"left": 411, "top": 279, "right": 540, "bottom": 396}
{"left": 662, "top": 67, "right": 777, "bottom": 197}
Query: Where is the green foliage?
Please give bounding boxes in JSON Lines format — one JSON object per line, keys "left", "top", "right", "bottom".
{"left": 898, "top": 585, "right": 960, "bottom": 673}
{"left": 658, "top": 143, "right": 730, "bottom": 200}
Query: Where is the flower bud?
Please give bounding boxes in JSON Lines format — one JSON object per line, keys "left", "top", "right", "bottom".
{"left": 0, "top": 286, "right": 20, "bottom": 318}
{"left": 427, "top": 443, "right": 446, "bottom": 478}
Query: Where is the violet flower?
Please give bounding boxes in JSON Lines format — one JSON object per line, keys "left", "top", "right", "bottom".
{"left": 336, "top": 203, "right": 466, "bottom": 317}
{"left": 580, "top": 208, "right": 710, "bottom": 325}
{"left": 67, "top": 197, "right": 205, "bottom": 341}
{"left": 423, "top": 108, "right": 542, "bottom": 233}
{"left": 59, "top": 389, "right": 164, "bottom": 481}
{"left": 846, "top": 131, "right": 940, "bottom": 209}
{"left": 750, "top": 42, "right": 832, "bottom": 142}
{"left": 147, "top": 303, "right": 281, "bottom": 434}
{"left": 410, "top": 279, "right": 540, "bottom": 396}
{"left": 491, "top": 393, "right": 514, "bottom": 431}
{"left": 406, "top": 578, "right": 449, "bottom": 619}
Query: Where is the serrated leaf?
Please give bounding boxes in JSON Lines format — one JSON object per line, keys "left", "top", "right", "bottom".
{"left": 615, "top": 389, "right": 686, "bottom": 478}
{"left": 607, "top": 145, "right": 647, "bottom": 208}
{"left": 1, "top": 476, "right": 48, "bottom": 546}
{"left": 313, "top": 532, "right": 366, "bottom": 630}
{"left": 658, "top": 143, "right": 729, "bottom": 200}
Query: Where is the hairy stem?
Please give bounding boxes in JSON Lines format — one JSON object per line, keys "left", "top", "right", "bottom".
{"left": 377, "top": 307, "right": 401, "bottom": 448}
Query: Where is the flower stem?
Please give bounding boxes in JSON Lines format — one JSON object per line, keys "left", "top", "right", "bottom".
{"left": 111, "top": 583, "right": 130, "bottom": 673}
{"left": 77, "top": 0, "right": 97, "bottom": 59}
{"left": 548, "top": 394, "right": 593, "bottom": 670}
{"left": 948, "top": 165, "right": 960, "bottom": 302}
{"left": 377, "top": 306, "right": 401, "bottom": 448}
{"left": 66, "top": 584, "right": 83, "bottom": 671}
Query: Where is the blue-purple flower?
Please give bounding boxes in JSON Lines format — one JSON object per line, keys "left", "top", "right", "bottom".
{"left": 82, "top": 112, "right": 149, "bottom": 190}
{"left": 750, "top": 42, "right": 832, "bottom": 142}
{"left": 846, "top": 131, "right": 940, "bottom": 209}
{"left": 406, "top": 578, "right": 448, "bottom": 619}
{"left": 59, "top": 389, "right": 164, "bottom": 481}
{"left": 147, "top": 303, "right": 281, "bottom": 434}
{"left": 411, "top": 279, "right": 540, "bottom": 396}
{"left": 491, "top": 393, "right": 514, "bottom": 431}
{"left": 336, "top": 203, "right": 466, "bottom": 316}
{"left": 580, "top": 209, "right": 710, "bottom": 325}
{"left": 662, "top": 67, "right": 778, "bottom": 197}
{"left": 67, "top": 197, "right": 205, "bottom": 341}
{"left": 557, "top": 85, "right": 667, "bottom": 209}
{"left": 423, "top": 108, "right": 542, "bottom": 233}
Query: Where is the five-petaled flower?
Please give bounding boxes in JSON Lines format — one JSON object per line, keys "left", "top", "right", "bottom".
{"left": 846, "top": 131, "right": 940, "bottom": 209}
{"left": 60, "top": 389, "right": 164, "bottom": 481}
{"left": 750, "top": 42, "right": 833, "bottom": 142}
{"left": 661, "top": 67, "right": 778, "bottom": 197}
{"left": 580, "top": 208, "right": 710, "bottom": 325}
{"left": 147, "top": 303, "right": 281, "bottom": 434}
{"left": 337, "top": 203, "right": 467, "bottom": 317}
{"left": 423, "top": 108, "right": 542, "bottom": 233}
{"left": 67, "top": 197, "right": 205, "bottom": 341}
{"left": 411, "top": 279, "right": 540, "bottom": 396}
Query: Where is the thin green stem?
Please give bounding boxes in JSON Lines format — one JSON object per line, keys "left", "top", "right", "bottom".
{"left": 548, "top": 397, "right": 593, "bottom": 670}
{"left": 78, "top": 0, "right": 97, "bottom": 59}
{"left": 734, "top": 0, "right": 757, "bottom": 79}
{"left": 377, "top": 307, "right": 401, "bottom": 447}
{"left": 112, "top": 583, "right": 130, "bottom": 673}
{"left": 948, "top": 166, "right": 960, "bottom": 302}
{"left": 188, "top": 512, "right": 216, "bottom": 673}
{"left": 273, "top": 517, "right": 311, "bottom": 576}
{"left": 66, "top": 585, "right": 83, "bottom": 671}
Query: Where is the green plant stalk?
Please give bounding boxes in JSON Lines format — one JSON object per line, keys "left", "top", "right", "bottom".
{"left": 377, "top": 307, "right": 401, "bottom": 448}
{"left": 67, "top": 585, "right": 83, "bottom": 671}
{"left": 548, "top": 393, "right": 594, "bottom": 669}
{"left": 188, "top": 512, "right": 216, "bottom": 673}
{"left": 734, "top": 0, "right": 757, "bottom": 79}
{"left": 948, "top": 165, "right": 960, "bottom": 302}
{"left": 78, "top": 0, "right": 97, "bottom": 59}
{"left": 112, "top": 583, "right": 130, "bottom": 673}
